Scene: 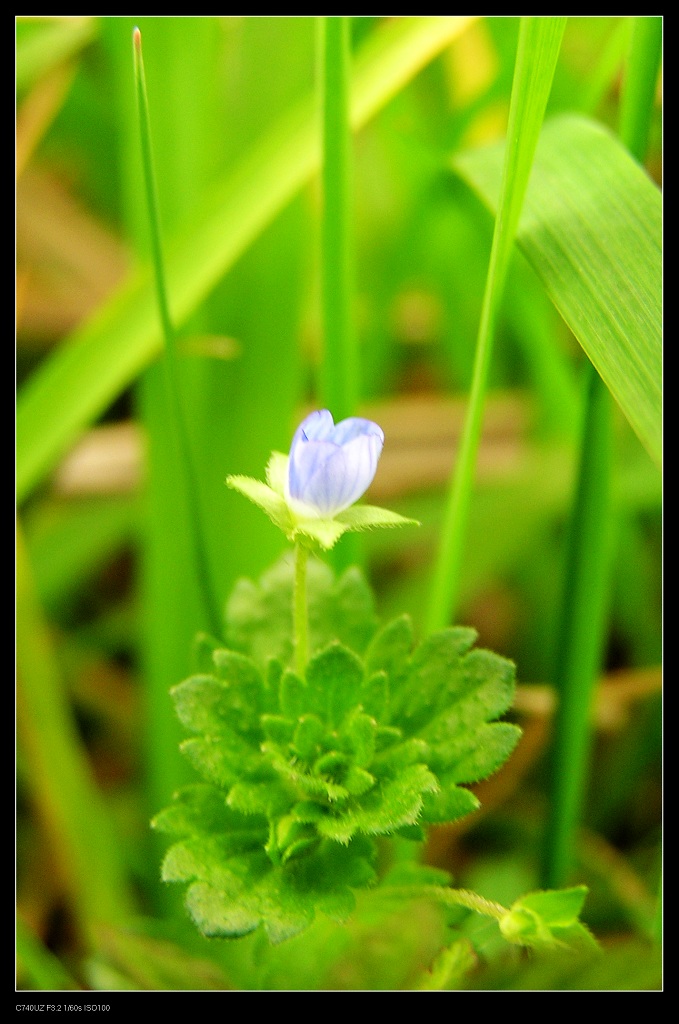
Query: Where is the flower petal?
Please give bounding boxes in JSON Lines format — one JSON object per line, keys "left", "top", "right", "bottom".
{"left": 291, "top": 409, "right": 335, "bottom": 445}
{"left": 328, "top": 417, "right": 384, "bottom": 446}
{"left": 286, "top": 410, "right": 384, "bottom": 518}
{"left": 288, "top": 438, "right": 337, "bottom": 507}
{"left": 297, "top": 432, "right": 383, "bottom": 517}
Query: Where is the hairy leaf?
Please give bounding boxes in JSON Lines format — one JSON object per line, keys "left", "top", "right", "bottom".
{"left": 156, "top": 561, "right": 520, "bottom": 941}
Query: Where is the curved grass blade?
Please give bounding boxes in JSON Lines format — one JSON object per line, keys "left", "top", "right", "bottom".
{"left": 453, "top": 113, "right": 662, "bottom": 467}
{"left": 16, "top": 16, "right": 476, "bottom": 504}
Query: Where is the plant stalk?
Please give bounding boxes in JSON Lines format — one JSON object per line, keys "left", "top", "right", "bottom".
{"left": 294, "top": 541, "right": 310, "bottom": 676}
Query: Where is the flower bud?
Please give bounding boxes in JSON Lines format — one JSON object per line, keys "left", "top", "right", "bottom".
{"left": 286, "top": 410, "right": 384, "bottom": 519}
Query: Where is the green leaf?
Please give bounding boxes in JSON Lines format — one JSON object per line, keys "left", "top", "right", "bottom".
{"left": 292, "top": 714, "right": 325, "bottom": 759}
{"left": 279, "top": 669, "right": 307, "bottom": 720}
{"left": 421, "top": 785, "right": 480, "bottom": 825}
{"left": 304, "top": 642, "right": 365, "bottom": 728}
{"left": 436, "top": 721, "right": 523, "bottom": 785}
{"left": 156, "top": 559, "right": 520, "bottom": 943}
{"left": 388, "top": 626, "right": 479, "bottom": 732}
{"left": 153, "top": 786, "right": 268, "bottom": 843}
{"left": 174, "top": 837, "right": 377, "bottom": 944}
{"left": 425, "top": 16, "right": 567, "bottom": 633}
{"left": 453, "top": 113, "right": 662, "bottom": 466}
{"left": 315, "top": 764, "right": 439, "bottom": 844}
{"left": 172, "top": 651, "right": 268, "bottom": 737}
{"left": 179, "top": 734, "right": 262, "bottom": 791}
{"left": 365, "top": 615, "right": 414, "bottom": 689}
{"left": 416, "top": 938, "right": 477, "bottom": 990}
{"left": 151, "top": 784, "right": 263, "bottom": 838}
{"left": 360, "top": 671, "right": 389, "bottom": 721}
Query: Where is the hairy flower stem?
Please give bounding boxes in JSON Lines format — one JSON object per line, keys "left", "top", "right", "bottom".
{"left": 294, "top": 541, "right": 309, "bottom": 677}
{"left": 390, "top": 885, "right": 507, "bottom": 921}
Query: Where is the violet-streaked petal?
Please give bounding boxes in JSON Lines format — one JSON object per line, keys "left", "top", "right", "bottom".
{"left": 328, "top": 416, "right": 384, "bottom": 446}
{"left": 286, "top": 409, "right": 384, "bottom": 518}
{"left": 291, "top": 409, "right": 335, "bottom": 447}
{"left": 288, "top": 437, "right": 337, "bottom": 503}
{"left": 294, "top": 432, "right": 383, "bottom": 517}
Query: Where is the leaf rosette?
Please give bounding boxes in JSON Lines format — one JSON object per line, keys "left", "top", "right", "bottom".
{"left": 153, "top": 563, "right": 520, "bottom": 943}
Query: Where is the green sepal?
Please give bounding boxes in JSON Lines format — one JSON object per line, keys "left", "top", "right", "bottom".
{"left": 227, "top": 453, "right": 419, "bottom": 551}
{"left": 499, "top": 886, "right": 600, "bottom": 952}
{"left": 225, "top": 474, "right": 293, "bottom": 536}
{"left": 335, "top": 504, "right": 420, "bottom": 533}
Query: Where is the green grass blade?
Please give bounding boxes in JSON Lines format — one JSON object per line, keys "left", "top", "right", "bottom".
{"left": 132, "top": 26, "right": 221, "bottom": 638}
{"left": 104, "top": 18, "right": 232, "bottom": 873}
{"left": 16, "top": 16, "right": 476, "bottom": 505}
{"left": 619, "top": 17, "right": 663, "bottom": 161}
{"left": 541, "top": 19, "right": 661, "bottom": 889}
{"left": 426, "top": 16, "right": 566, "bottom": 631}
{"left": 16, "top": 16, "right": 96, "bottom": 93}
{"left": 453, "top": 113, "right": 662, "bottom": 467}
{"left": 319, "top": 16, "right": 357, "bottom": 422}
{"left": 16, "top": 522, "right": 133, "bottom": 937}
{"left": 319, "top": 17, "right": 362, "bottom": 571}
{"left": 542, "top": 366, "right": 614, "bottom": 888}
{"left": 618, "top": 13, "right": 663, "bottom": 942}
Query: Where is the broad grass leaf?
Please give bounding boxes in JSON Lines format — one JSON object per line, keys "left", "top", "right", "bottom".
{"left": 453, "top": 113, "right": 662, "bottom": 466}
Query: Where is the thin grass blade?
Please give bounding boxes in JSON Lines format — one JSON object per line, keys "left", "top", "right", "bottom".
{"left": 426, "top": 16, "right": 567, "bottom": 631}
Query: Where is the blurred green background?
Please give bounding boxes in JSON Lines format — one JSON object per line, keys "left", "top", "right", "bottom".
{"left": 16, "top": 16, "right": 661, "bottom": 991}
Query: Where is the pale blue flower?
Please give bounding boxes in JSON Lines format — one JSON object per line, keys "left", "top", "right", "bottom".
{"left": 286, "top": 410, "right": 384, "bottom": 519}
